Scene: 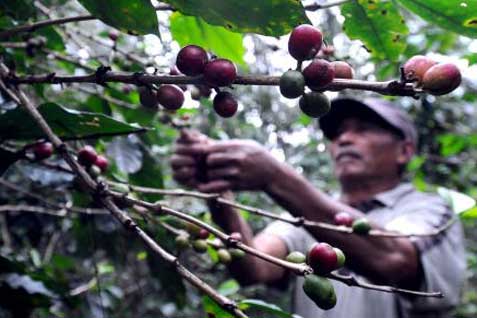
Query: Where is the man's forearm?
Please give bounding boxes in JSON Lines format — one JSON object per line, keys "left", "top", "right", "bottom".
{"left": 263, "top": 162, "right": 419, "bottom": 286}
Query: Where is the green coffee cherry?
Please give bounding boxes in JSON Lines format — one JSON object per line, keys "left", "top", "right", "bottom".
{"left": 88, "top": 165, "right": 102, "bottom": 179}
{"left": 229, "top": 248, "right": 246, "bottom": 259}
{"left": 175, "top": 234, "right": 190, "bottom": 249}
{"left": 302, "top": 274, "right": 337, "bottom": 310}
{"left": 352, "top": 218, "right": 371, "bottom": 235}
{"left": 333, "top": 247, "right": 346, "bottom": 268}
{"left": 298, "top": 92, "right": 330, "bottom": 118}
{"left": 279, "top": 70, "right": 305, "bottom": 99}
{"left": 192, "top": 239, "right": 208, "bottom": 253}
{"left": 286, "top": 251, "right": 306, "bottom": 263}
{"left": 217, "top": 249, "right": 232, "bottom": 264}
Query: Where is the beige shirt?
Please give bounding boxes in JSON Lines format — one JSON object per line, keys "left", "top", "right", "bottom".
{"left": 263, "top": 183, "right": 466, "bottom": 318}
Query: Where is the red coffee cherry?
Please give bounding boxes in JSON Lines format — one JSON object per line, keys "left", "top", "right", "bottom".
{"left": 331, "top": 61, "right": 354, "bottom": 79}
{"left": 303, "top": 59, "right": 335, "bottom": 90}
{"left": 156, "top": 84, "right": 184, "bottom": 110}
{"left": 203, "top": 59, "right": 237, "bottom": 87}
{"left": 94, "top": 155, "right": 109, "bottom": 172}
{"left": 307, "top": 242, "right": 339, "bottom": 275}
{"left": 138, "top": 86, "right": 159, "bottom": 109}
{"left": 288, "top": 24, "right": 323, "bottom": 61}
{"left": 77, "top": 145, "right": 98, "bottom": 166}
{"left": 213, "top": 91, "right": 238, "bottom": 118}
{"left": 198, "top": 229, "right": 210, "bottom": 240}
{"left": 333, "top": 212, "right": 354, "bottom": 227}
{"left": 403, "top": 55, "right": 437, "bottom": 84}
{"left": 33, "top": 142, "right": 53, "bottom": 160}
{"left": 422, "top": 63, "right": 462, "bottom": 95}
{"left": 176, "top": 45, "right": 209, "bottom": 76}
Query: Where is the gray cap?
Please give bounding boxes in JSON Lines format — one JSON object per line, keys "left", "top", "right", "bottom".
{"left": 319, "top": 97, "right": 418, "bottom": 146}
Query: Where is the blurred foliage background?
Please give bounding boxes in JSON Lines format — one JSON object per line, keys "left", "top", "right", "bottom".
{"left": 0, "top": 0, "right": 476, "bottom": 317}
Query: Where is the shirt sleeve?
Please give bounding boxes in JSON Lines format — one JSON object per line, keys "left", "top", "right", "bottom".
{"left": 384, "top": 194, "right": 466, "bottom": 315}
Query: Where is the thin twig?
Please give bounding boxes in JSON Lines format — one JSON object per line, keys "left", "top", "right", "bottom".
{"left": 110, "top": 182, "right": 458, "bottom": 238}
{"left": 4, "top": 71, "right": 420, "bottom": 97}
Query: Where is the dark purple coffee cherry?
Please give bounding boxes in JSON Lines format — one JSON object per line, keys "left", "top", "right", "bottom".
{"left": 156, "top": 84, "right": 184, "bottom": 110}
{"left": 213, "top": 91, "right": 238, "bottom": 118}
{"left": 78, "top": 145, "right": 98, "bottom": 167}
{"left": 176, "top": 45, "right": 209, "bottom": 76}
{"left": 203, "top": 59, "right": 237, "bottom": 87}
{"left": 288, "top": 25, "right": 323, "bottom": 61}
{"left": 33, "top": 142, "right": 53, "bottom": 160}
{"left": 303, "top": 59, "right": 335, "bottom": 90}
{"left": 138, "top": 86, "right": 159, "bottom": 109}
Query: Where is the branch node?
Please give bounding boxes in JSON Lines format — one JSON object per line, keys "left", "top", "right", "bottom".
{"left": 95, "top": 65, "right": 111, "bottom": 86}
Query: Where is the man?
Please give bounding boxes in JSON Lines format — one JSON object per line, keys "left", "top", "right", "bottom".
{"left": 170, "top": 97, "right": 465, "bottom": 318}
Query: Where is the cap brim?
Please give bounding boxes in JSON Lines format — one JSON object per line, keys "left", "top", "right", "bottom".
{"left": 319, "top": 98, "right": 402, "bottom": 140}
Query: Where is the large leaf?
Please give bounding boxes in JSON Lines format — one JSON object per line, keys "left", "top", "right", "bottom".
{"left": 0, "top": 0, "right": 35, "bottom": 22}
{"left": 163, "top": 0, "right": 310, "bottom": 36}
{"left": 0, "top": 103, "right": 147, "bottom": 141}
{"left": 239, "top": 299, "right": 294, "bottom": 318}
{"left": 341, "top": 0, "right": 408, "bottom": 61}
{"left": 0, "top": 147, "right": 21, "bottom": 176}
{"left": 78, "top": 0, "right": 158, "bottom": 36}
{"left": 170, "top": 12, "right": 245, "bottom": 66}
{"left": 396, "top": 0, "right": 477, "bottom": 38}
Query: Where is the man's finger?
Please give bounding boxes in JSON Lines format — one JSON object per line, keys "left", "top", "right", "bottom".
{"left": 175, "top": 143, "right": 209, "bottom": 156}
{"left": 170, "top": 154, "right": 196, "bottom": 168}
{"left": 206, "top": 152, "right": 242, "bottom": 167}
{"left": 198, "top": 180, "right": 232, "bottom": 193}
{"left": 172, "top": 166, "right": 197, "bottom": 181}
{"left": 207, "top": 167, "right": 240, "bottom": 180}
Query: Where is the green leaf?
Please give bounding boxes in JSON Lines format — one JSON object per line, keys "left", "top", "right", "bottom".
{"left": 35, "top": 26, "right": 65, "bottom": 51}
{"left": 396, "top": 0, "right": 477, "bottom": 38}
{"left": 437, "top": 187, "right": 476, "bottom": 215}
{"left": 163, "top": 0, "right": 310, "bottom": 36}
{"left": 77, "top": 0, "right": 158, "bottom": 36}
{"left": 341, "top": 0, "right": 409, "bottom": 61}
{"left": 217, "top": 279, "right": 240, "bottom": 296}
{"left": 0, "top": 0, "right": 35, "bottom": 22}
{"left": 170, "top": 12, "right": 245, "bottom": 66}
{"left": 239, "top": 299, "right": 294, "bottom": 318}
{"left": 129, "top": 146, "right": 164, "bottom": 202}
{"left": 0, "top": 103, "right": 148, "bottom": 141}
{"left": 0, "top": 147, "right": 21, "bottom": 176}
{"left": 202, "top": 296, "right": 234, "bottom": 318}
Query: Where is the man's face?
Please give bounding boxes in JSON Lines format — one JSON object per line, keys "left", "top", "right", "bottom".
{"left": 329, "top": 117, "right": 408, "bottom": 183}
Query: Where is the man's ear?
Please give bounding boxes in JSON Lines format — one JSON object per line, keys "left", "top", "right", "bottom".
{"left": 397, "top": 140, "right": 415, "bottom": 165}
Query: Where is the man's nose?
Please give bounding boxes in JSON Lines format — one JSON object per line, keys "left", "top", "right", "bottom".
{"left": 335, "top": 129, "right": 357, "bottom": 146}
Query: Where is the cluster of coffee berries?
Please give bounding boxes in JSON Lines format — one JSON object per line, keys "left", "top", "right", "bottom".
{"left": 403, "top": 55, "right": 461, "bottom": 95}
{"left": 32, "top": 142, "right": 54, "bottom": 160}
{"left": 175, "top": 224, "right": 245, "bottom": 264}
{"left": 279, "top": 25, "right": 355, "bottom": 118}
{"left": 285, "top": 241, "right": 346, "bottom": 310}
{"left": 175, "top": 45, "right": 239, "bottom": 118}
{"left": 334, "top": 211, "right": 371, "bottom": 235}
{"left": 77, "top": 145, "right": 109, "bottom": 178}
{"left": 138, "top": 84, "right": 185, "bottom": 111}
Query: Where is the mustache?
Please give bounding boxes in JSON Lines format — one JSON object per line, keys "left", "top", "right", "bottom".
{"left": 334, "top": 148, "right": 362, "bottom": 161}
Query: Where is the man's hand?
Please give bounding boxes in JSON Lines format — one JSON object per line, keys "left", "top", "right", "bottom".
{"left": 198, "top": 140, "right": 282, "bottom": 193}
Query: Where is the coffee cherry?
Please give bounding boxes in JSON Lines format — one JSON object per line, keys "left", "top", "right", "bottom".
{"left": 198, "top": 229, "right": 210, "bottom": 240}
{"left": 302, "top": 274, "right": 337, "bottom": 310}
{"left": 288, "top": 25, "right": 323, "bottom": 61}
{"left": 169, "top": 66, "right": 187, "bottom": 91}
{"left": 422, "top": 63, "right": 461, "bottom": 95}
{"left": 156, "top": 84, "right": 184, "bottom": 110}
{"left": 352, "top": 218, "right": 371, "bottom": 235}
{"left": 299, "top": 92, "right": 330, "bottom": 118}
{"left": 185, "top": 222, "right": 202, "bottom": 237}
{"left": 320, "top": 45, "right": 335, "bottom": 56}
{"left": 279, "top": 70, "right": 305, "bottom": 99}
{"left": 191, "top": 85, "right": 212, "bottom": 100}
{"left": 331, "top": 61, "right": 354, "bottom": 79}
{"left": 229, "top": 248, "right": 245, "bottom": 259}
{"left": 333, "top": 248, "right": 346, "bottom": 268}
{"left": 94, "top": 155, "right": 109, "bottom": 172}
{"left": 175, "top": 234, "right": 190, "bottom": 249}
{"left": 286, "top": 251, "right": 306, "bottom": 263}
{"left": 217, "top": 249, "right": 232, "bottom": 264}
{"left": 403, "top": 55, "right": 437, "bottom": 83}
{"left": 213, "top": 91, "right": 238, "bottom": 118}
{"left": 204, "top": 59, "right": 237, "bottom": 87}
{"left": 88, "top": 165, "right": 102, "bottom": 179}
{"left": 307, "top": 242, "right": 339, "bottom": 275}
{"left": 333, "top": 212, "right": 354, "bottom": 227}
{"left": 176, "top": 45, "right": 208, "bottom": 76}
{"left": 192, "top": 239, "right": 208, "bottom": 253}
{"left": 138, "top": 86, "right": 159, "bottom": 109}
{"left": 78, "top": 145, "right": 98, "bottom": 166}
{"left": 303, "top": 59, "right": 335, "bottom": 90}
{"left": 33, "top": 142, "right": 53, "bottom": 160}
{"left": 108, "top": 30, "right": 119, "bottom": 41}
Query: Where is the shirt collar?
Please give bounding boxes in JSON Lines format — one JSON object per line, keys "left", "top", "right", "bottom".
{"left": 373, "top": 182, "right": 415, "bottom": 208}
